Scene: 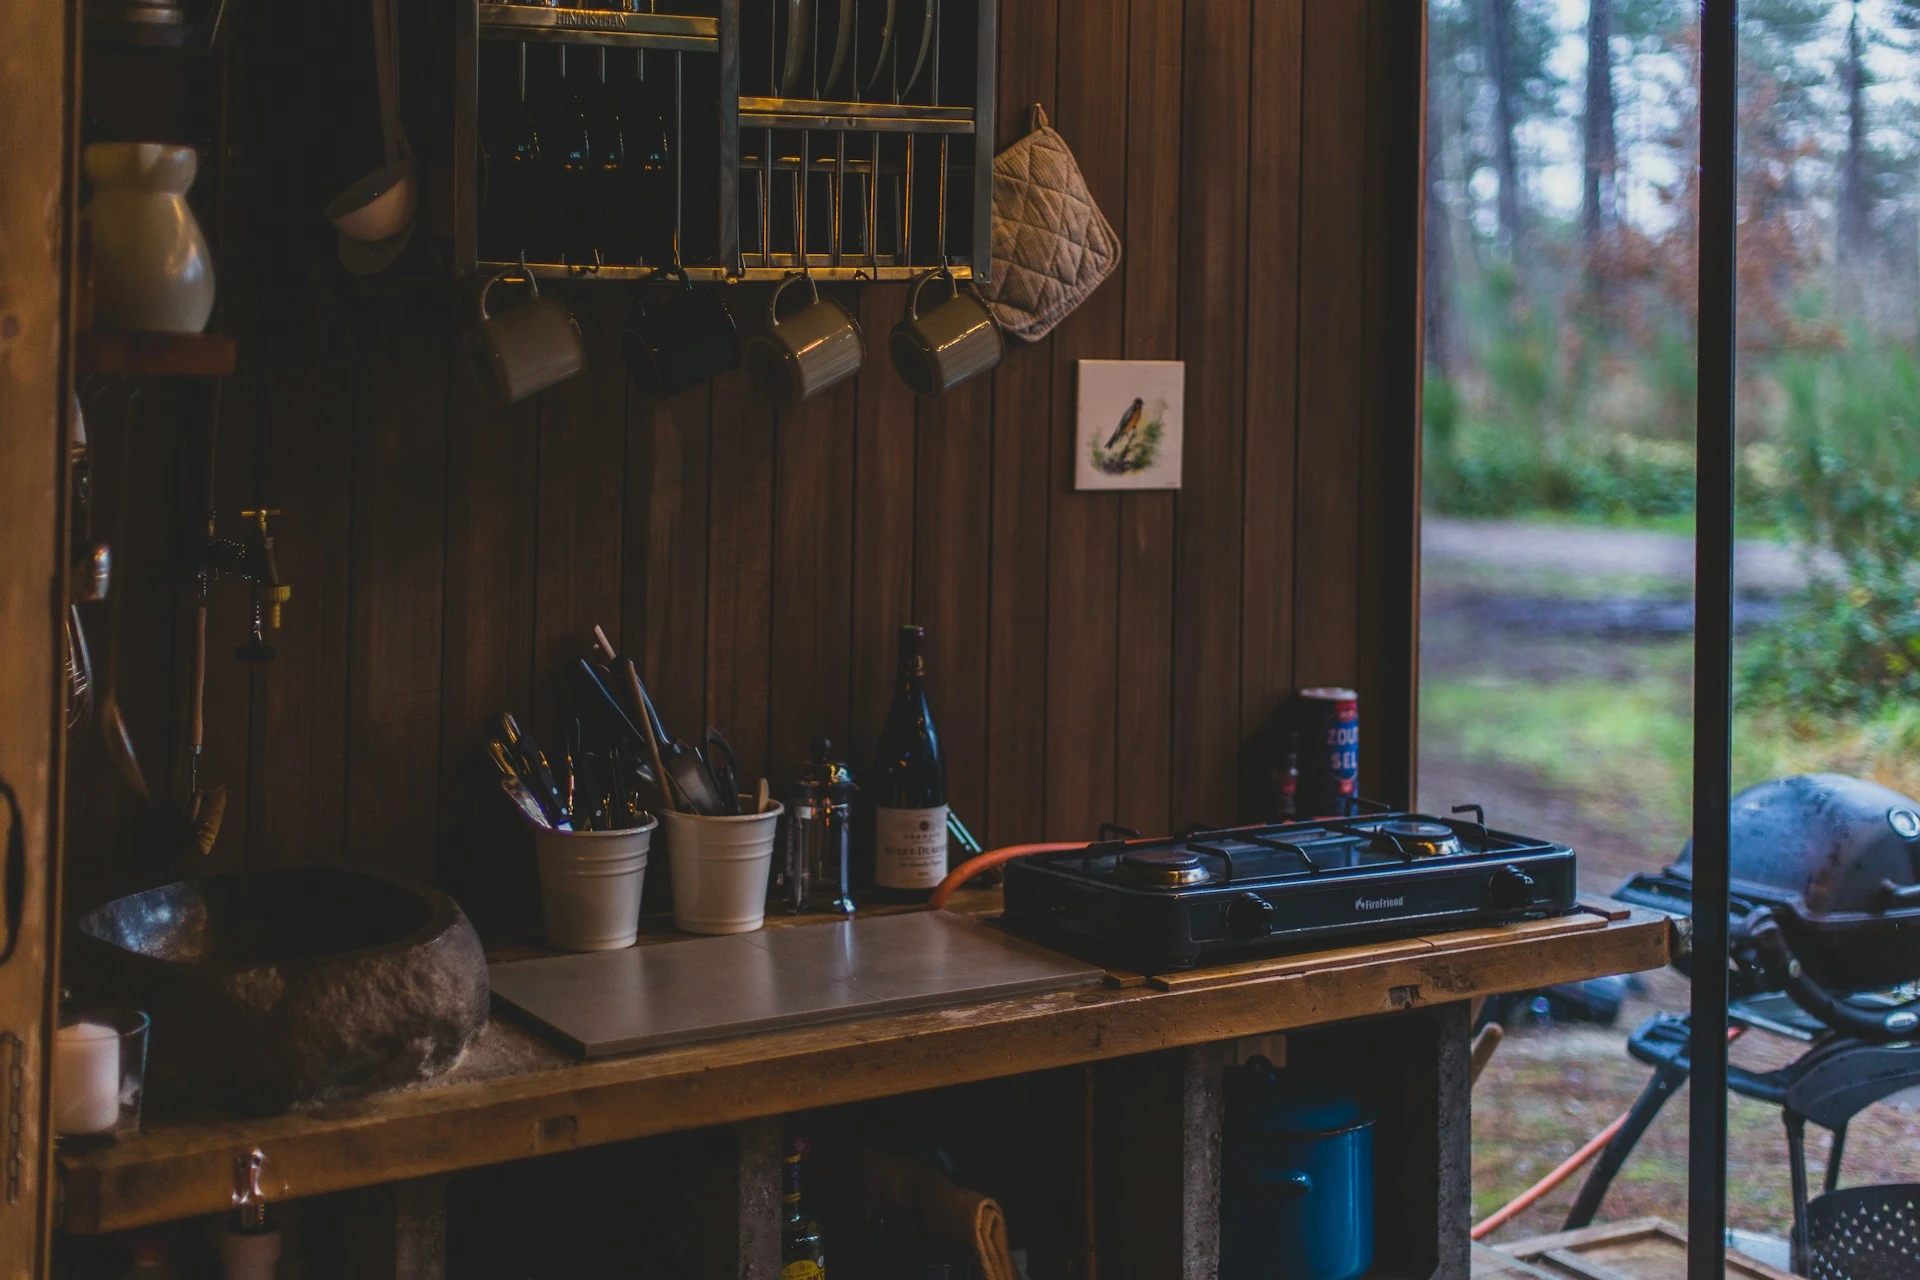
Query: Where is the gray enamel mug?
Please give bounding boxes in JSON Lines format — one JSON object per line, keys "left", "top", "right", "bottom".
{"left": 467, "top": 264, "right": 586, "bottom": 405}
{"left": 889, "top": 267, "right": 1005, "bottom": 397}
{"left": 745, "top": 273, "right": 866, "bottom": 405}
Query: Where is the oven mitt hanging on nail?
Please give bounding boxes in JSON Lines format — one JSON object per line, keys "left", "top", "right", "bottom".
{"left": 976, "top": 103, "right": 1121, "bottom": 343}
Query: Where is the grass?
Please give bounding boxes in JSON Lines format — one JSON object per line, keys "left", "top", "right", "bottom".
{"left": 1424, "top": 557, "right": 1920, "bottom": 1244}
{"left": 1422, "top": 638, "right": 1920, "bottom": 845}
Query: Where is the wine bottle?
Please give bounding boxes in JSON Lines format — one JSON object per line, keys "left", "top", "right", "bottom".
{"left": 780, "top": 1140, "right": 828, "bottom": 1279}
{"left": 866, "top": 624, "right": 948, "bottom": 902}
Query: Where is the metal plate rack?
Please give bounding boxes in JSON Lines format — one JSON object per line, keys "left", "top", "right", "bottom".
{"left": 453, "top": 0, "right": 994, "bottom": 282}
{"left": 734, "top": 0, "right": 994, "bottom": 280}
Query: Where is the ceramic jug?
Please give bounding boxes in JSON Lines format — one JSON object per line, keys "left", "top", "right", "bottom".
{"left": 83, "top": 143, "right": 215, "bottom": 334}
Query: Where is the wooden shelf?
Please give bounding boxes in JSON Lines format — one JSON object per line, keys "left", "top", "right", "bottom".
{"left": 76, "top": 331, "right": 236, "bottom": 377}
{"left": 56, "top": 902, "right": 1673, "bottom": 1235}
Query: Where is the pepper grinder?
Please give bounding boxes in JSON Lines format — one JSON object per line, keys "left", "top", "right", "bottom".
{"left": 782, "top": 739, "right": 857, "bottom": 915}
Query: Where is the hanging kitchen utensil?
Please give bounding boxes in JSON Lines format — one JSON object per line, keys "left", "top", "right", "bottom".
{"left": 99, "top": 389, "right": 147, "bottom": 801}
{"left": 329, "top": 0, "right": 417, "bottom": 274}
{"left": 180, "top": 583, "right": 227, "bottom": 855}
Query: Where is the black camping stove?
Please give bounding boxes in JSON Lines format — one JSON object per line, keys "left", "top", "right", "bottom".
{"left": 1000, "top": 808, "right": 1579, "bottom": 970}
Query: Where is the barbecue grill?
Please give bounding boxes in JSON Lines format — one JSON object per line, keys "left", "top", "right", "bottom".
{"left": 1616, "top": 773, "right": 1920, "bottom": 1042}
{"left": 1571, "top": 774, "right": 1920, "bottom": 1277}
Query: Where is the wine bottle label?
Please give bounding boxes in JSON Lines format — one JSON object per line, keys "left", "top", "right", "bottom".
{"left": 781, "top": 1262, "right": 822, "bottom": 1280}
{"left": 874, "top": 805, "right": 949, "bottom": 889}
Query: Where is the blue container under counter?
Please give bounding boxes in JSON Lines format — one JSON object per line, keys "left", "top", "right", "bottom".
{"left": 1220, "top": 1057, "right": 1376, "bottom": 1280}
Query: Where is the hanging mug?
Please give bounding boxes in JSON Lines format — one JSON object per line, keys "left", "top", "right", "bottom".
{"left": 889, "top": 266, "right": 1004, "bottom": 397}
{"left": 745, "top": 273, "right": 866, "bottom": 405}
{"left": 467, "top": 261, "right": 586, "bottom": 405}
{"left": 620, "top": 268, "right": 743, "bottom": 399}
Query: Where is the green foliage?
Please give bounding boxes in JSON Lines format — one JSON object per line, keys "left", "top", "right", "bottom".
{"left": 1742, "top": 340, "right": 1920, "bottom": 714}
{"left": 1425, "top": 415, "right": 1702, "bottom": 520}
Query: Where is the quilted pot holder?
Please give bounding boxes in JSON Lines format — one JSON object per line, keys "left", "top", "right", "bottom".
{"left": 978, "top": 104, "right": 1122, "bottom": 342}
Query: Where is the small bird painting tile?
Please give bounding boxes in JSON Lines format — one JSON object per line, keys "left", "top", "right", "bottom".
{"left": 1075, "top": 359, "right": 1185, "bottom": 491}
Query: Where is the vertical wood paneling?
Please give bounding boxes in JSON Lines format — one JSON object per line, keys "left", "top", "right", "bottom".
{"left": 850, "top": 284, "right": 916, "bottom": 761}
{"left": 1292, "top": 1, "right": 1371, "bottom": 695}
{"left": 65, "top": 0, "right": 1426, "bottom": 908}
{"left": 983, "top": 0, "right": 1057, "bottom": 847}
{"left": 626, "top": 384, "right": 712, "bottom": 766}
{"left": 769, "top": 366, "right": 857, "bottom": 783}
{"left": 1239, "top": 0, "right": 1306, "bottom": 813}
{"left": 706, "top": 366, "right": 776, "bottom": 786}
{"left": 197, "top": 379, "right": 260, "bottom": 877}
{"left": 251, "top": 324, "right": 354, "bottom": 869}
{"left": 1115, "top": 0, "right": 1183, "bottom": 838}
{"left": 344, "top": 292, "right": 449, "bottom": 879}
{"left": 626, "top": 381, "right": 712, "bottom": 912}
{"left": 1170, "top": 0, "right": 1252, "bottom": 829}
{"left": 914, "top": 375, "right": 992, "bottom": 833}
{"left": 1044, "top": 0, "right": 1128, "bottom": 839}
{"left": 439, "top": 358, "right": 539, "bottom": 925}
{"left": 530, "top": 289, "right": 628, "bottom": 740}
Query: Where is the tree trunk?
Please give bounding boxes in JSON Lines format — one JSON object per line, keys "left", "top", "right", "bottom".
{"left": 1838, "top": 1, "right": 1871, "bottom": 270}
{"left": 1582, "top": 0, "right": 1618, "bottom": 248}
{"left": 1480, "top": 0, "right": 1524, "bottom": 252}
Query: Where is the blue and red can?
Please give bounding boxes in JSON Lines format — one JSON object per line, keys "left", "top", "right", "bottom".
{"left": 1294, "top": 688, "right": 1359, "bottom": 817}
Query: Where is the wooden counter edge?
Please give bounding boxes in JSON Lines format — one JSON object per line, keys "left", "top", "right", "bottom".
{"left": 59, "top": 908, "right": 1671, "bottom": 1234}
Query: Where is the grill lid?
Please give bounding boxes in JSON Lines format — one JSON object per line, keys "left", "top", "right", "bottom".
{"left": 1672, "top": 774, "right": 1920, "bottom": 920}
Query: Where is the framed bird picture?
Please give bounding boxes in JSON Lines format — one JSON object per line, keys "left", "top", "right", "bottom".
{"left": 1074, "top": 359, "right": 1185, "bottom": 491}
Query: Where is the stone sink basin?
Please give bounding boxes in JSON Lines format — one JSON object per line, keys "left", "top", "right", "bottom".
{"left": 69, "top": 867, "right": 488, "bottom": 1117}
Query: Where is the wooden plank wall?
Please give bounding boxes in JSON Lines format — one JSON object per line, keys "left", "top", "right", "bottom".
{"left": 61, "top": 0, "right": 1423, "bottom": 925}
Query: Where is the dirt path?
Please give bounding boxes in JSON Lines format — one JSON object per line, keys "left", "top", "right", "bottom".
{"left": 1423, "top": 517, "right": 1826, "bottom": 595}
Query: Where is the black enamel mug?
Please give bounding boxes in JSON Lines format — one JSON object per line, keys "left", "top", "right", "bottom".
{"left": 620, "top": 270, "right": 743, "bottom": 399}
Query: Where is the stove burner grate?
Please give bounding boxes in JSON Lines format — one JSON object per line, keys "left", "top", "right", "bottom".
{"left": 1369, "top": 819, "right": 1465, "bottom": 860}
{"left": 1116, "top": 849, "right": 1213, "bottom": 888}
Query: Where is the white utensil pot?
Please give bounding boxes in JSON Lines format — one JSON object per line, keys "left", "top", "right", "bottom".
{"left": 532, "top": 817, "right": 656, "bottom": 951}
{"left": 662, "top": 802, "right": 784, "bottom": 934}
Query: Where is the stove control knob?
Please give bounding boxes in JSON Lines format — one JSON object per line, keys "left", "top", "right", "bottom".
{"left": 1488, "top": 866, "right": 1537, "bottom": 912}
{"left": 1226, "top": 893, "right": 1276, "bottom": 940}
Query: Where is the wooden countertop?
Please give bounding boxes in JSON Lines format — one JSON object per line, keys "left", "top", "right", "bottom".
{"left": 59, "top": 899, "right": 1672, "bottom": 1234}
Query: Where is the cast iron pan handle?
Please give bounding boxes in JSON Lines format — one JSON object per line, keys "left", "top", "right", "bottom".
{"left": 1739, "top": 908, "right": 1920, "bottom": 1041}
{"left": 0, "top": 778, "right": 24, "bottom": 966}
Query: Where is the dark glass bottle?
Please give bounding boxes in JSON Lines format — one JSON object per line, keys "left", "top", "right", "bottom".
{"left": 865, "top": 624, "right": 949, "bottom": 903}
{"left": 1277, "top": 730, "right": 1300, "bottom": 820}
{"left": 780, "top": 1141, "right": 828, "bottom": 1279}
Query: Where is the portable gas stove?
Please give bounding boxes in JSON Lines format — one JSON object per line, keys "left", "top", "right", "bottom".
{"left": 1000, "top": 807, "right": 1579, "bottom": 969}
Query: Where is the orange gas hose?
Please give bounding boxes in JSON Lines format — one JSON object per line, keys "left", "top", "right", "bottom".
{"left": 928, "top": 843, "right": 1084, "bottom": 910}
{"left": 1469, "top": 1025, "right": 1744, "bottom": 1240}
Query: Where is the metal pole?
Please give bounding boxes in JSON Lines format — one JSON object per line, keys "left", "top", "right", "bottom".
{"left": 1690, "top": 1, "right": 1737, "bottom": 1277}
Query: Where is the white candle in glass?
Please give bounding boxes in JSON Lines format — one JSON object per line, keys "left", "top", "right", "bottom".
{"left": 54, "top": 1019, "right": 122, "bottom": 1134}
